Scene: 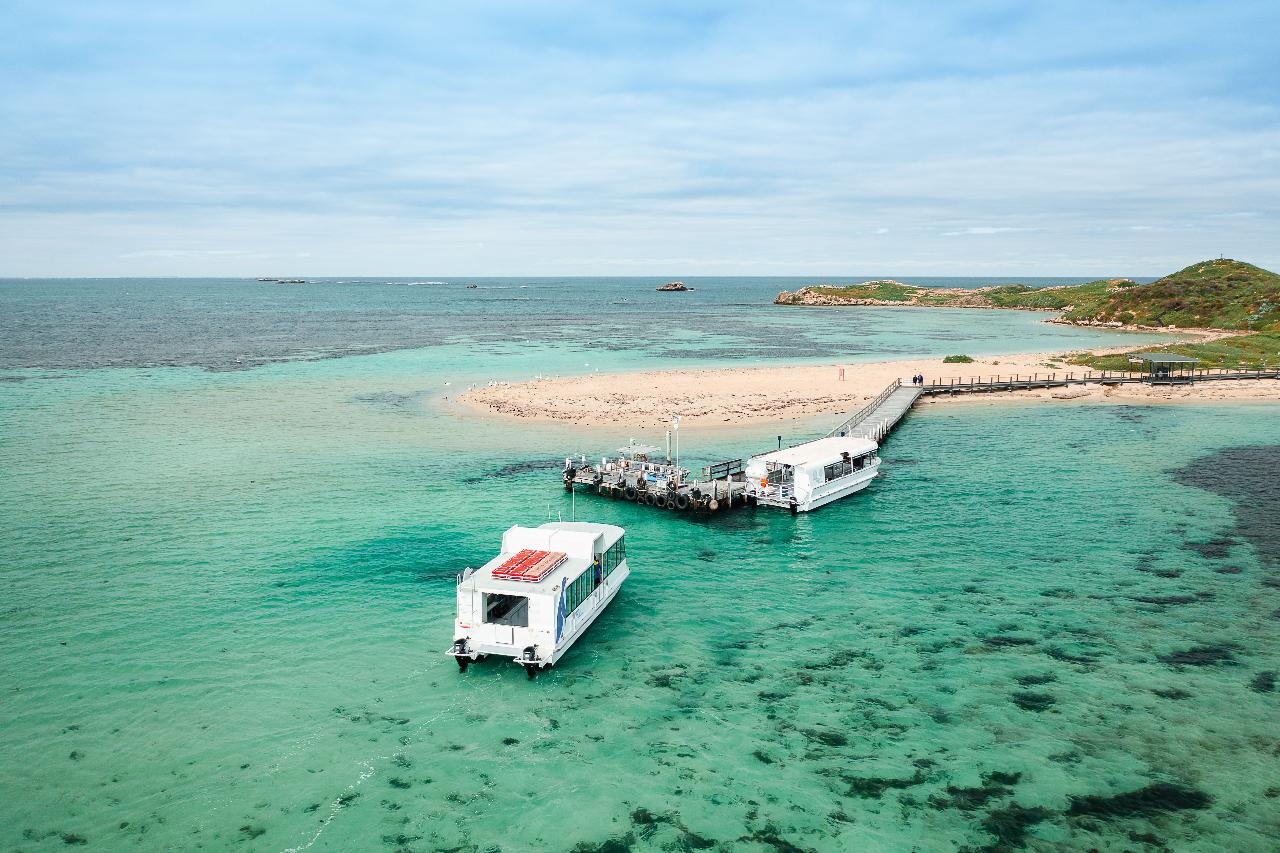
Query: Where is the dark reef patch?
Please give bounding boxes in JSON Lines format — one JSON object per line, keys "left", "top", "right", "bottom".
{"left": 1045, "top": 646, "right": 1098, "bottom": 665}
{"left": 571, "top": 832, "right": 636, "bottom": 853}
{"left": 464, "top": 458, "right": 563, "bottom": 483}
{"left": 738, "top": 823, "right": 813, "bottom": 853}
{"left": 1215, "top": 566, "right": 1244, "bottom": 574}
{"left": 1250, "top": 671, "right": 1277, "bottom": 693}
{"left": 1152, "top": 687, "right": 1191, "bottom": 700}
{"left": 979, "top": 803, "right": 1052, "bottom": 851}
{"left": 983, "top": 635, "right": 1037, "bottom": 649}
{"left": 928, "top": 771, "right": 1020, "bottom": 811}
{"left": 1010, "top": 691, "right": 1055, "bottom": 712}
{"left": 1174, "top": 446, "right": 1280, "bottom": 569}
{"left": 1127, "top": 830, "right": 1166, "bottom": 848}
{"left": 626, "top": 809, "right": 716, "bottom": 851}
{"left": 1157, "top": 645, "right": 1237, "bottom": 667}
{"left": 800, "top": 727, "right": 848, "bottom": 747}
{"left": 1014, "top": 673, "right": 1055, "bottom": 687}
{"left": 349, "top": 390, "right": 426, "bottom": 410}
{"left": 1180, "top": 536, "right": 1237, "bottom": 560}
{"left": 381, "top": 833, "right": 421, "bottom": 848}
{"left": 841, "top": 770, "right": 927, "bottom": 799}
{"left": 1130, "top": 594, "right": 1201, "bottom": 606}
{"left": 1066, "top": 782, "right": 1210, "bottom": 818}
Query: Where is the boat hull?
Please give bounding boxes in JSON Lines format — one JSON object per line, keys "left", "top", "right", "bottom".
{"left": 754, "top": 463, "right": 879, "bottom": 512}
{"left": 447, "top": 562, "right": 629, "bottom": 669}
{"left": 797, "top": 467, "right": 877, "bottom": 511}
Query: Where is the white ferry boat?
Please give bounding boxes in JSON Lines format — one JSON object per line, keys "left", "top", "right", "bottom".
{"left": 744, "top": 436, "right": 880, "bottom": 513}
{"left": 446, "top": 522, "right": 628, "bottom": 679}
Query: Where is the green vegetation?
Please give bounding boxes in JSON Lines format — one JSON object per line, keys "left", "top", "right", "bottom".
{"left": 1068, "top": 332, "right": 1280, "bottom": 371}
{"left": 1063, "top": 259, "right": 1280, "bottom": 330}
{"left": 942, "top": 354, "right": 974, "bottom": 363}
{"left": 779, "top": 259, "right": 1280, "bottom": 332}
{"left": 801, "top": 280, "right": 917, "bottom": 302}
{"left": 780, "top": 277, "right": 1142, "bottom": 312}
{"left": 980, "top": 279, "right": 1133, "bottom": 312}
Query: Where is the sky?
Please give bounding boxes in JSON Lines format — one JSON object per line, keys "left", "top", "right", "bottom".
{"left": 1, "top": 1, "right": 1278, "bottom": 277}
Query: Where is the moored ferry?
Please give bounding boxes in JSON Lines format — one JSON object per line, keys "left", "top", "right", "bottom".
{"left": 744, "top": 436, "right": 880, "bottom": 513}
{"left": 446, "top": 522, "right": 628, "bottom": 679}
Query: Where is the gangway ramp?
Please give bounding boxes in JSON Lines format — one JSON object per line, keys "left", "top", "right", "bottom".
{"left": 826, "top": 378, "right": 923, "bottom": 443}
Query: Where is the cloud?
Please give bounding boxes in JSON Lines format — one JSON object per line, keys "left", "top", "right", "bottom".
{"left": 942, "top": 227, "right": 1039, "bottom": 237}
{"left": 1, "top": 1, "right": 1278, "bottom": 275}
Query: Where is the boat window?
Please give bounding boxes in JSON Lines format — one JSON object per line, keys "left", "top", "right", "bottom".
{"left": 484, "top": 593, "right": 529, "bottom": 627}
{"left": 599, "top": 536, "right": 626, "bottom": 580}
{"left": 565, "top": 568, "right": 596, "bottom": 615}
{"left": 823, "top": 459, "right": 854, "bottom": 481}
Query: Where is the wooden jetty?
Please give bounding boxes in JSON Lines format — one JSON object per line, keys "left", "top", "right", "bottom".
{"left": 560, "top": 365, "right": 1277, "bottom": 513}
{"left": 922, "top": 366, "right": 1280, "bottom": 395}
{"left": 827, "top": 378, "right": 923, "bottom": 442}
{"left": 564, "top": 450, "right": 749, "bottom": 513}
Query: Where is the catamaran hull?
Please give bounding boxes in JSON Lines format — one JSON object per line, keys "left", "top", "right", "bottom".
{"left": 795, "top": 468, "right": 878, "bottom": 512}
{"left": 447, "top": 563, "right": 629, "bottom": 675}
{"left": 754, "top": 466, "right": 879, "bottom": 512}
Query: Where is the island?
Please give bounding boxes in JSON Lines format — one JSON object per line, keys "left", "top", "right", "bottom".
{"left": 775, "top": 259, "right": 1280, "bottom": 332}
{"left": 461, "top": 258, "right": 1280, "bottom": 428}
{"left": 656, "top": 281, "right": 693, "bottom": 292}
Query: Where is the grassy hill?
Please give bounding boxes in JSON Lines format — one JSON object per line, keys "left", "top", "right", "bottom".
{"left": 1069, "top": 331, "right": 1280, "bottom": 371}
{"left": 776, "top": 259, "right": 1280, "bottom": 331}
{"left": 1062, "top": 259, "right": 1280, "bottom": 330}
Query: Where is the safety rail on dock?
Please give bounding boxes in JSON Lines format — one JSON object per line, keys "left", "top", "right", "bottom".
{"left": 922, "top": 367, "right": 1280, "bottom": 395}
{"left": 826, "top": 379, "right": 900, "bottom": 438}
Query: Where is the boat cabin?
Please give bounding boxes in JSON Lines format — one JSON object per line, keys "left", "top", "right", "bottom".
{"left": 449, "top": 522, "right": 628, "bottom": 676}
{"left": 745, "top": 436, "right": 880, "bottom": 513}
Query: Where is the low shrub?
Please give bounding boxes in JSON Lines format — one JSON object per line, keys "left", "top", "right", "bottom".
{"left": 942, "top": 354, "right": 974, "bottom": 363}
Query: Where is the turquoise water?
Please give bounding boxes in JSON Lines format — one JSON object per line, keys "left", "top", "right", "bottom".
{"left": 2, "top": 281, "right": 1278, "bottom": 851}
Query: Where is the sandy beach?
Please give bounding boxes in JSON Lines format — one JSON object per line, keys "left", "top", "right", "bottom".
{"left": 459, "top": 346, "right": 1280, "bottom": 429}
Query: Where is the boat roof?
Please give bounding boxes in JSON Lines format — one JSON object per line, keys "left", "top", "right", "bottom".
{"left": 464, "top": 522, "right": 623, "bottom": 595}
{"left": 751, "top": 435, "right": 877, "bottom": 467}
{"left": 618, "top": 443, "right": 661, "bottom": 456}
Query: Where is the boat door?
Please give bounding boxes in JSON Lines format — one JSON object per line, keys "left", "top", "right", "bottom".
{"left": 498, "top": 625, "right": 515, "bottom": 645}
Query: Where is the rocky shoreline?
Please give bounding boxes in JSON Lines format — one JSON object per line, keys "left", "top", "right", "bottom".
{"left": 774, "top": 283, "right": 1045, "bottom": 309}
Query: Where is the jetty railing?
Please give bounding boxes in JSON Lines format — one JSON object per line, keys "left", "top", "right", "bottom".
{"left": 826, "top": 378, "right": 902, "bottom": 438}
{"left": 922, "top": 366, "right": 1280, "bottom": 394}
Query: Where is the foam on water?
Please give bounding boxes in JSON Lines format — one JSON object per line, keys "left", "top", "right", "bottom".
{"left": 1, "top": 281, "right": 1277, "bottom": 851}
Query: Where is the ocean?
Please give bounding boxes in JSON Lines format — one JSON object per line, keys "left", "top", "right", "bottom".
{"left": 1, "top": 277, "right": 1277, "bottom": 852}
